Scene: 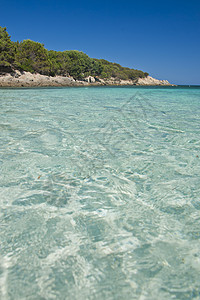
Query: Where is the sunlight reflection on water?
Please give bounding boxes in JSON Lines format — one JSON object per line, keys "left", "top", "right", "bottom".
{"left": 0, "top": 86, "right": 200, "bottom": 299}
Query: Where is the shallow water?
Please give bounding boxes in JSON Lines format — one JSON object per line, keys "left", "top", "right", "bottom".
{"left": 0, "top": 86, "right": 200, "bottom": 299}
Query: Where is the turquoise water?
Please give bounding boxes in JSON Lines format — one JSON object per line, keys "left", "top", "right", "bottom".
{"left": 0, "top": 86, "right": 200, "bottom": 299}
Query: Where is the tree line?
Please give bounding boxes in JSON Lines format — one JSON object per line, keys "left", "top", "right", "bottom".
{"left": 0, "top": 26, "right": 149, "bottom": 80}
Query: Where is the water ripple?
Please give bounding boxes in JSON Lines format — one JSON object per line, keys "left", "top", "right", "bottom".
{"left": 1, "top": 87, "right": 200, "bottom": 299}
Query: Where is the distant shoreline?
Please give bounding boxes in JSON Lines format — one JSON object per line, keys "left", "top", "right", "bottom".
{"left": 0, "top": 71, "right": 173, "bottom": 88}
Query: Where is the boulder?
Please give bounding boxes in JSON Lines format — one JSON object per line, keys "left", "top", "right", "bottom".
{"left": 85, "top": 76, "right": 96, "bottom": 83}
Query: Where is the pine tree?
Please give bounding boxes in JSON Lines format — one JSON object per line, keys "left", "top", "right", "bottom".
{"left": 0, "top": 27, "right": 15, "bottom": 73}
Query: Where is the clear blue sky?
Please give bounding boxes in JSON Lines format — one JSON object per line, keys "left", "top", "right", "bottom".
{"left": 1, "top": 0, "right": 200, "bottom": 85}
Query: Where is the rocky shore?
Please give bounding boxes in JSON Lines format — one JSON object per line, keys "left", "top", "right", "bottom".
{"left": 0, "top": 71, "right": 173, "bottom": 87}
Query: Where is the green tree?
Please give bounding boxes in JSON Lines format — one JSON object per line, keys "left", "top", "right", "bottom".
{"left": 0, "top": 26, "right": 15, "bottom": 73}
{"left": 15, "top": 40, "right": 51, "bottom": 75}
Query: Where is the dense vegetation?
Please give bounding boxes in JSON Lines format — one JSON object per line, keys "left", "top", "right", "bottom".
{"left": 0, "top": 26, "right": 149, "bottom": 80}
{"left": 0, "top": 27, "right": 16, "bottom": 73}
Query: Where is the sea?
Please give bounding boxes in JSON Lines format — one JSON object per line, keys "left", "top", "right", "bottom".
{"left": 0, "top": 86, "right": 200, "bottom": 299}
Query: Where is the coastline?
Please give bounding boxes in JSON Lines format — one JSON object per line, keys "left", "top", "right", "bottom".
{"left": 0, "top": 71, "right": 173, "bottom": 88}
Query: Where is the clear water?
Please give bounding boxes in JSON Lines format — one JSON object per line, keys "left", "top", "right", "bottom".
{"left": 0, "top": 86, "right": 200, "bottom": 299}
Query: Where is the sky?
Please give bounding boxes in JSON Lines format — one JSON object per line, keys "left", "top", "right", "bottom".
{"left": 1, "top": 0, "right": 200, "bottom": 85}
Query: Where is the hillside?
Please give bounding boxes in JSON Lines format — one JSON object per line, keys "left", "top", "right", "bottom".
{"left": 0, "top": 26, "right": 149, "bottom": 81}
